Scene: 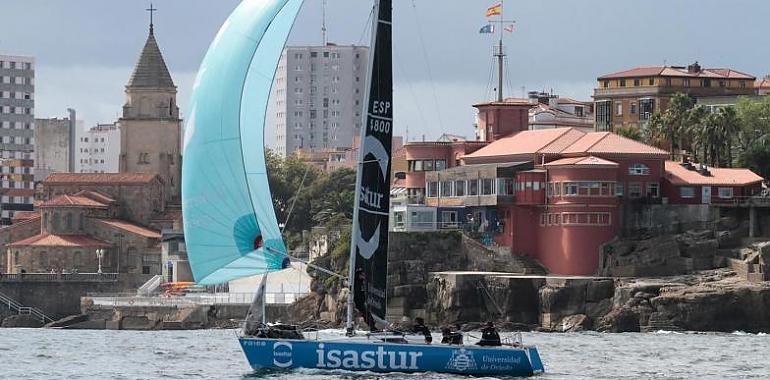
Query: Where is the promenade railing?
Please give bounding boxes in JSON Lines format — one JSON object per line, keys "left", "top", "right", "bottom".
{"left": 86, "top": 292, "right": 306, "bottom": 307}
{"left": 0, "top": 273, "right": 119, "bottom": 282}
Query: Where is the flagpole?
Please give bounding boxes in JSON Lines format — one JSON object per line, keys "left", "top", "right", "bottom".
{"left": 496, "top": 0, "right": 505, "bottom": 102}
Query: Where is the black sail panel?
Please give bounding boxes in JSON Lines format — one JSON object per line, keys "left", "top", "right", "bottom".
{"left": 353, "top": 0, "right": 393, "bottom": 329}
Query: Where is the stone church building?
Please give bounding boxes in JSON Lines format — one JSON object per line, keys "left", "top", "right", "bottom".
{"left": 0, "top": 21, "right": 183, "bottom": 278}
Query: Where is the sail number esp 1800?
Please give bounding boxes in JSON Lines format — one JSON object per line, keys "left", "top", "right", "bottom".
{"left": 369, "top": 101, "right": 392, "bottom": 133}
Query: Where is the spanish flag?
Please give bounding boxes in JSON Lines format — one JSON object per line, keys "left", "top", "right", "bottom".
{"left": 486, "top": 3, "right": 502, "bottom": 17}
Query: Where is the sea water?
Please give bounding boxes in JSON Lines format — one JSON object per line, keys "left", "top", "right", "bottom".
{"left": 0, "top": 329, "right": 767, "bottom": 379}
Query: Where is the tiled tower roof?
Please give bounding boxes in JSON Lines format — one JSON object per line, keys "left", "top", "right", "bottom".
{"left": 126, "top": 27, "right": 175, "bottom": 89}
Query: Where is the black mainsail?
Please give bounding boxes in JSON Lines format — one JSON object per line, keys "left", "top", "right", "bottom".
{"left": 347, "top": 0, "right": 393, "bottom": 331}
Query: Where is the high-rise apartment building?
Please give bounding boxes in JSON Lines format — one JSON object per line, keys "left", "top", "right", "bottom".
{"left": 76, "top": 122, "right": 121, "bottom": 173}
{"left": 273, "top": 44, "right": 369, "bottom": 157}
{"left": 0, "top": 55, "right": 35, "bottom": 224}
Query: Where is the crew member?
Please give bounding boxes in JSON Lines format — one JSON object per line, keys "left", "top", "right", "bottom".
{"left": 412, "top": 317, "right": 432, "bottom": 344}
{"left": 477, "top": 321, "right": 501, "bottom": 346}
{"left": 441, "top": 327, "right": 463, "bottom": 345}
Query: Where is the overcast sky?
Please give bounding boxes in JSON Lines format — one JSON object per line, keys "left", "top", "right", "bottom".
{"left": 2, "top": 0, "right": 769, "bottom": 146}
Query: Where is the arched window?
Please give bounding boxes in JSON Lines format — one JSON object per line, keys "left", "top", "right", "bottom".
{"left": 628, "top": 163, "right": 650, "bottom": 176}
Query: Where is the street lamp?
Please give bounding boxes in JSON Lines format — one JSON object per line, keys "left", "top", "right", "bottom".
{"left": 96, "top": 249, "right": 104, "bottom": 274}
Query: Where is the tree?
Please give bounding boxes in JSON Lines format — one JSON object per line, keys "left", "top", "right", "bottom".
{"left": 615, "top": 124, "right": 642, "bottom": 141}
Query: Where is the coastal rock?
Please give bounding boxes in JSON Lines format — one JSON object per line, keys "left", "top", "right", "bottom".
{"left": 1, "top": 314, "right": 44, "bottom": 328}
{"left": 44, "top": 314, "right": 89, "bottom": 328}
{"left": 557, "top": 314, "right": 588, "bottom": 332}
{"left": 596, "top": 308, "right": 640, "bottom": 333}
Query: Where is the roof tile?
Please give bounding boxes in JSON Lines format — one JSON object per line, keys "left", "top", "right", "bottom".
{"left": 44, "top": 173, "right": 158, "bottom": 185}
{"left": 96, "top": 219, "right": 161, "bottom": 239}
{"left": 8, "top": 233, "right": 112, "bottom": 248}
{"left": 664, "top": 161, "right": 764, "bottom": 186}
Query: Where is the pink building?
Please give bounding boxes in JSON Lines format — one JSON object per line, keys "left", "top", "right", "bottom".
{"left": 423, "top": 127, "right": 764, "bottom": 276}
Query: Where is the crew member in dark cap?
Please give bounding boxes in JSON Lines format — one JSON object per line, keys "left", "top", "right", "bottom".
{"left": 477, "top": 321, "right": 501, "bottom": 346}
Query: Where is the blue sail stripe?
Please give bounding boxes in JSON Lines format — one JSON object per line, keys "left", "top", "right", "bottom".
{"left": 182, "top": 0, "right": 305, "bottom": 285}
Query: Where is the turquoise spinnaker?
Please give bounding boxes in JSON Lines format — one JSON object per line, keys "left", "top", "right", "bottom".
{"left": 182, "top": 0, "right": 304, "bottom": 285}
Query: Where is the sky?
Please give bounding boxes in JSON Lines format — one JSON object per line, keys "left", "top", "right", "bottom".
{"left": 2, "top": 0, "right": 770, "bottom": 147}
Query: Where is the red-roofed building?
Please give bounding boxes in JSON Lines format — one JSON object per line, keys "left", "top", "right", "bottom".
{"left": 594, "top": 62, "right": 756, "bottom": 132}
{"left": 416, "top": 127, "right": 765, "bottom": 276}
{"left": 663, "top": 161, "right": 763, "bottom": 204}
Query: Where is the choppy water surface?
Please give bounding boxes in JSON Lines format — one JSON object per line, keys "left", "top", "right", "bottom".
{"left": 0, "top": 329, "right": 767, "bottom": 379}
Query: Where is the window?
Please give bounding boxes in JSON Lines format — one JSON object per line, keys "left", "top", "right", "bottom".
{"left": 468, "top": 179, "right": 479, "bottom": 196}
{"left": 718, "top": 187, "right": 733, "bottom": 199}
{"left": 616, "top": 102, "right": 623, "bottom": 116}
{"left": 603, "top": 80, "right": 609, "bottom": 88}
{"left": 427, "top": 182, "right": 438, "bottom": 197}
{"left": 435, "top": 160, "right": 447, "bottom": 171}
{"left": 423, "top": 160, "right": 434, "bottom": 172}
{"left": 454, "top": 180, "right": 466, "bottom": 197}
{"left": 633, "top": 79, "right": 640, "bottom": 87}
{"left": 628, "top": 163, "right": 650, "bottom": 175}
{"left": 702, "top": 78, "right": 711, "bottom": 88}
{"left": 481, "top": 179, "right": 494, "bottom": 195}
{"left": 680, "top": 187, "right": 695, "bottom": 198}
{"left": 629, "top": 183, "right": 643, "bottom": 198}
{"left": 646, "top": 183, "right": 660, "bottom": 198}
{"left": 564, "top": 183, "right": 578, "bottom": 196}
{"left": 441, "top": 211, "right": 458, "bottom": 228}
{"left": 619, "top": 79, "right": 626, "bottom": 87}
{"left": 440, "top": 181, "right": 452, "bottom": 197}
{"left": 719, "top": 80, "right": 726, "bottom": 88}
{"left": 648, "top": 78, "right": 655, "bottom": 85}
{"left": 630, "top": 103, "right": 637, "bottom": 114}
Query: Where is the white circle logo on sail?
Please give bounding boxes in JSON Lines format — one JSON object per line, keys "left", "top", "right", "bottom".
{"left": 272, "top": 341, "right": 293, "bottom": 368}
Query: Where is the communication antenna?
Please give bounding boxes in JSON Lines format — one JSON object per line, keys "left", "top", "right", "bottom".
{"left": 322, "top": 0, "right": 328, "bottom": 45}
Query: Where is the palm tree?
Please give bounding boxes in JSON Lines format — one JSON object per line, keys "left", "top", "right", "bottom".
{"left": 717, "top": 106, "right": 739, "bottom": 167}
{"left": 686, "top": 105, "right": 708, "bottom": 162}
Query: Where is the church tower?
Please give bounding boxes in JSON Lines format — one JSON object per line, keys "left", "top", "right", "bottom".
{"left": 119, "top": 16, "right": 181, "bottom": 204}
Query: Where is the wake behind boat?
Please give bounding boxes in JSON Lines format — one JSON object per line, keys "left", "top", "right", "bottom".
{"left": 181, "top": 0, "right": 545, "bottom": 377}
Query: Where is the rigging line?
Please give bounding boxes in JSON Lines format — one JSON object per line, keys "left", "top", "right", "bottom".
{"left": 504, "top": 55, "right": 514, "bottom": 101}
{"left": 482, "top": 47, "right": 496, "bottom": 101}
{"left": 410, "top": 0, "right": 445, "bottom": 135}
{"left": 266, "top": 247, "right": 346, "bottom": 280}
{"left": 357, "top": 5, "right": 375, "bottom": 45}
{"left": 394, "top": 51, "right": 428, "bottom": 137}
{"left": 281, "top": 163, "right": 311, "bottom": 233}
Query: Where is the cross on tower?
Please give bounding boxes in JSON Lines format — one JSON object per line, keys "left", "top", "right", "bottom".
{"left": 146, "top": 3, "right": 158, "bottom": 34}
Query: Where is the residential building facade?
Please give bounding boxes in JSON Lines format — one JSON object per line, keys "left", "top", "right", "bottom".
{"left": 594, "top": 62, "right": 756, "bottom": 131}
{"left": 273, "top": 44, "right": 369, "bottom": 157}
{"left": 528, "top": 92, "right": 594, "bottom": 132}
{"left": 0, "top": 55, "right": 35, "bottom": 224}
{"left": 756, "top": 75, "right": 770, "bottom": 96}
{"left": 34, "top": 109, "right": 78, "bottom": 181}
{"left": 77, "top": 123, "right": 121, "bottom": 173}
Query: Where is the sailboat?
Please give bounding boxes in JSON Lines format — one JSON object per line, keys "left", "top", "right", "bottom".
{"left": 182, "top": 0, "right": 544, "bottom": 376}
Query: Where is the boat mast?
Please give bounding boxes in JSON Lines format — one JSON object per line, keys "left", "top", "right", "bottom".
{"left": 346, "top": 0, "right": 383, "bottom": 333}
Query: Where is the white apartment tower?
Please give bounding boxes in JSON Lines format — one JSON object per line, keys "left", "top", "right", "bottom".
{"left": 76, "top": 123, "right": 121, "bottom": 173}
{"left": 273, "top": 44, "right": 369, "bottom": 156}
{"left": 0, "top": 55, "right": 35, "bottom": 225}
